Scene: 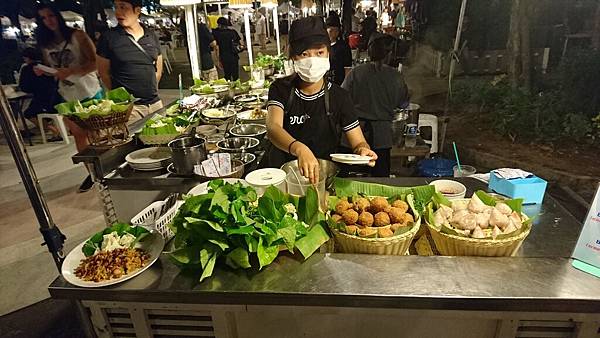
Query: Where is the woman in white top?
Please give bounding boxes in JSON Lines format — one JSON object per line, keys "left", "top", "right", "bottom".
{"left": 34, "top": 4, "right": 102, "bottom": 192}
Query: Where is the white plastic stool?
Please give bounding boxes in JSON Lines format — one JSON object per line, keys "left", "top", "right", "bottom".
{"left": 38, "top": 113, "right": 71, "bottom": 145}
{"left": 418, "top": 113, "right": 438, "bottom": 154}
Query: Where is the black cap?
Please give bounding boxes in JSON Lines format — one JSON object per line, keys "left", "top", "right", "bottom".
{"left": 217, "top": 17, "right": 230, "bottom": 26}
{"left": 325, "top": 15, "right": 341, "bottom": 28}
{"left": 288, "top": 16, "right": 330, "bottom": 56}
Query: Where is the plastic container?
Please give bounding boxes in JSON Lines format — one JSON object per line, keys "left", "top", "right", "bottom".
{"left": 453, "top": 165, "right": 476, "bottom": 177}
{"left": 488, "top": 171, "right": 548, "bottom": 204}
{"left": 246, "top": 168, "right": 287, "bottom": 195}
{"left": 417, "top": 158, "right": 456, "bottom": 177}
{"left": 131, "top": 200, "right": 183, "bottom": 240}
{"left": 429, "top": 179, "right": 466, "bottom": 199}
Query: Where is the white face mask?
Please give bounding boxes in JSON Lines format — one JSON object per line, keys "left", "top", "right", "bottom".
{"left": 293, "top": 57, "right": 330, "bottom": 83}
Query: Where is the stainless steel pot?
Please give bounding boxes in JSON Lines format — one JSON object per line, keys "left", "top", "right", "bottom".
{"left": 229, "top": 123, "right": 267, "bottom": 139}
{"left": 280, "top": 159, "right": 339, "bottom": 191}
{"left": 168, "top": 136, "right": 207, "bottom": 175}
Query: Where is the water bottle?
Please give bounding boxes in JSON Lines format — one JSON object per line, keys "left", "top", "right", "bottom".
{"left": 404, "top": 123, "right": 418, "bottom": 148}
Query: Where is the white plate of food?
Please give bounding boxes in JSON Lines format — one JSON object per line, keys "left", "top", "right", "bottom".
{"left": 126, "top": 147, "right": 171, "bottom": 165}
{"left": 61, "top": 225, "right": 164, "bottom": 288}
{"left": 233, "top": 94, "right": 262, "bottom": 103}
{"left": 212, "top": 84, "right": 230, "bottom": 93}
{"left": 187, "top": 178, "right": 248, "bottom": 196}
{"left": 330, "top": 153, "right": 372, "bottom": 165}
{"left": 202, "top": 108, "right": 236, "bottom": 119}
{"left": 237, "top": 108, "right": 268, "bottom": 122}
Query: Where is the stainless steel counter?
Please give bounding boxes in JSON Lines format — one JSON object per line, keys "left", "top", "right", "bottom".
{"left": 49, "top": 255, "right": 600, "bottom": 313}
{"left": 48, "top": 177, "right": 598, "bottom": 315}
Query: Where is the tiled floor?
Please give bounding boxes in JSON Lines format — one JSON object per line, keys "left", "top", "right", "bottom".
{"left": 0, "top": 89, "right": 181, "bottom": 316}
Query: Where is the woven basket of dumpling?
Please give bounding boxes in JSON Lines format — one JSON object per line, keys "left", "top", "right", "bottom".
{"left": 426, "top": 193, "right": 531, "bottom": 257}
{"left": 328, "top": 196, "right": 421, "bottom": 255}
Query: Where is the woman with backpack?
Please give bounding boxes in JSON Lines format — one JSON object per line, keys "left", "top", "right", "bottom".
{"left": 266, "top": 17, "right": 377, "bottom": 184}
{"left": 212, "top": 17, "right": 243, "bottom": 81}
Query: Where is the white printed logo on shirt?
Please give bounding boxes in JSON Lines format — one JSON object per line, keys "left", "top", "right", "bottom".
{"left": 289, "top": 115, "right": 310, "bottom": 125}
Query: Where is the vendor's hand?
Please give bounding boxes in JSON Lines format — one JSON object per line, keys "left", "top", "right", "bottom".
{"left": 356, "top": 146, "right": 378, "bottom": 167}
{"left": 296, "top": 144, "right": 320, "bottom": 185}
{"left": 33, "top": 67, "right": 44, "bottom": 77}
{"left": 55, "top": 68, "right": 72, "bottom": 81}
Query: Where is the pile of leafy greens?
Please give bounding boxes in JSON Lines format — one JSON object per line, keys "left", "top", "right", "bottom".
{"left": 169, "top": 180, "right": 330, "bottom": 282}
{"left": 55, "top": 87, "right": 133, "bottom": 120}
{"left": 82, "top": 223, "right": 150, "bottom": 257}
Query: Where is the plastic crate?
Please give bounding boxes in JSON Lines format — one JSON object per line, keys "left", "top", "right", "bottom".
{"left": 131, "top": 199, "right": 183, "bottom": 240}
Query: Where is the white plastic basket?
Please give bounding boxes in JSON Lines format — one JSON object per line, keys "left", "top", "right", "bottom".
{"left": 131, "top": 199, "right": 183, "bottom": 240}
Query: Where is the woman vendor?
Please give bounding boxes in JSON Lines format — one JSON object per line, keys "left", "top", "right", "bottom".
{"left": 266, "top": 17, "right": 377, "bottom": 184}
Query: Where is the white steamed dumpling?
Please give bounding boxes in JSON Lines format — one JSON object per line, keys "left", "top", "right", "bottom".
{"left": 458, "top": 213, "right": 477, "bottom": 231}
{"left": 451, "top": 201, "right": 468, "bottom": 212}
{"left": 509, "top": 211, "right": 523, "bottom": 229}
{"left": 491, "top": 226, "right": 502, "bottom": 240}
{"left": 433, "top": 209, "right": 447, "bottom": 226}
{"left": 495, "top": 202, "right": 512, "bottom": 215}
{"left": 503, "top": 220, "right": 518, "bottom": 234}
{"left": 451, "top": 209, "right": 469, "bottom": 225}
{"left": 468, "top": 194, "right": 487, "bottom": 213}
{"left": 475, "top": 212, "right": 491, "bottom": 229}
{"left": 472, "top": 226, "right": 485, "bottom": 239}
{"left": 489, "top": 208, "right": 509, "bottom": 230}
{"left": 438, "top": 204, "right": 454, "bottom": 220}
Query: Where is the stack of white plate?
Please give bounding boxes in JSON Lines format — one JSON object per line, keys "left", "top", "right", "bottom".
{"left": 126, "top": 147, "right": 172, "bottom": 171}
{"left": 330, "top": 153, "right": 372, "bottom": 165}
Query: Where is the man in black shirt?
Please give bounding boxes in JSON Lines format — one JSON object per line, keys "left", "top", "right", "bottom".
{"left": 97, "top": 0, "right": 163, "bottom": 123}
{"left": 325, "top": 15, "right": 352, "bottom": 85}
{"left": 212, "top": 17, "right": 242, "bottom": 81}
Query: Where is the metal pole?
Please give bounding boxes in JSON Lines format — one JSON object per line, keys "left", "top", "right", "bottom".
{"left": 273, "top": 6, "right": 281, "bottom": 55}
{"left": 0, "top": 84, "right": 65, "bottom": 272}
{"left": 218, "top": 3, "right": 222, "bottom": 16}
{"left": 244, "top": 11, "right": 254, "bottom": 65}
{"left": 446, "top": 0, "right": 468, "bottom": 106}
{"left": 186, "top": 4, "right": 201, "bottom": 78}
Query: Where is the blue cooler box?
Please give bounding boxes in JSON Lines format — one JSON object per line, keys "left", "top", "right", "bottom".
{"left": 488, "top": 171, "right": 548, "bottom": 204}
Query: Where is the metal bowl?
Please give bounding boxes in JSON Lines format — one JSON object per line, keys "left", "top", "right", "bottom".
{"left": 280, "top": 159, "right": 339, "bottom": 191}
{"left": 229, "top": 123, "right": 267, "bottom": 139}
{"left": 230, "top": 152, "right": 257, "bottom": 171}
{"left": 216, "top": 137, "right": 260, "bottom": 153}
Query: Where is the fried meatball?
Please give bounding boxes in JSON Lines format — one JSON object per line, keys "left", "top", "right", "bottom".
{"left": 387, "top": 207, "right": 406, "bottom": 223}
{"left": 345, "top": 225, "right": 359, "bottom": 235}
{"left": 335, "top": 199, "right": 353, "bottom": 215}
{"left": 342, "top": 209, "right": 359, "bottom": 225}
{"left": 373, "top": 211, "right": 391, "bottom": 227}
{"left": 331, "top": 214, "right": 343, "bottom": 223}
{"left": 370, "top": 197, "right": 390, "bottom": 213}
{"left": 389, "top": 223, "right": 404, "bottom": 232}
{"left": 378, "top": 227, "right": 394, "bottom": 238}
{"left": 357, "top": 211, "right": 374, "bottom": 227}
{"left": 358, "top": 227, "right": 378, "bottom": 238}
{"left": 353, "top": 197, "right": 370, "bottom": 213}
{"left": 401, "top": 213, "right": 414, "bottom": 224}
{"left": 392, "top": 199, "right": 409, "bottom": 213}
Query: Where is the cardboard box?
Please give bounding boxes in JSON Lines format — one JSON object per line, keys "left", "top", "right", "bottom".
{"left": 488, "top": 171, "right": 548, "bottom": 204}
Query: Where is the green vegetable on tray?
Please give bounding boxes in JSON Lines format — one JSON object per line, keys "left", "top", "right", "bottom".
{"left": 82, "top": 223, "right": 150, "bottom": 257}
{"left": 55, "top": 87, "right": 133, "bottom": 120}
{"left": 139, "top": 115, "right": 184, "bottom": 136}
{"left": 169, "top": 180, "right": 330, "bottom": 282}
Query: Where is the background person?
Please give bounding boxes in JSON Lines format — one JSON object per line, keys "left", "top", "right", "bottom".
{"left": 266, "top": 16, "right": 377, "bottom": 184}
{"left": 326, "top": 15, "right": 352, "bottom": 85}
{"left": 34, "top": 3, "right": 102, "bottom": 192}
{"left": 254, "top": 12, "right": 267, "bottom": 51}
{"left": 213, "top": 17, "right": 243, "bottom": 81}
{"left": 96, "top": 0, "right": 164, "bottom": 123}
{"left": 197, "top": 20, "right": 219, "bottom": 81}
{"left": 342, "top": 33, "right": 410, "bottom": 177}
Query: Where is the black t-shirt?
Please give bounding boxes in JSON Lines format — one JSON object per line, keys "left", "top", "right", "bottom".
{"left": 329, "top": 40, "right": 352, "bottom": 85}
{"left": 212, "top": 28, "right": 241, "bottom": 60}
{"left": 198, "top": 23, "right": 215, "bottom": 70}
{"left": 97, "top": 25, "right": 161, "bottom": 104}
{"left": 267, "top": 76, "right": 359, "bottom": 164}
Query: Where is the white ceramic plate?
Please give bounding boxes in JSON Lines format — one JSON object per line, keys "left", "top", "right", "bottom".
{"left": 330, "top": 154, "right": 371, "bottom": 165}
{"left": 212, "top": 84, "right": 229, "bottom": 92}
{"left": 187, "top": 178, "right": 248, "bottom": 196}
{"left": 126, "top": 147, "right": 171, "bottom": 165}
{"left": 234, "top": 94, "right": 261, "bottom": 103}
{"left": 61, "top": 231, "right": 164, "bottom": 288}
{"left": 237, "top": 109, "right": 268, "bottom": 122}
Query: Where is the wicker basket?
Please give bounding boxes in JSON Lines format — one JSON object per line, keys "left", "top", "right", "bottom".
{"left": 331, "top": 218, "right": 421, "bottom": 255}
{"left": 425, "top": 219, "right": 531, "bottom": 257}
{"left": 67, "top": 103, "right": 134, "bottom": 148}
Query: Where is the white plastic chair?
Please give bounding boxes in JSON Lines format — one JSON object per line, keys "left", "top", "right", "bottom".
{"left": 37, "top": 113, "right": 70, "bottom": 145}
{"left": 418, "top": 113, "right": 438, "bottom": 154}
{"left": 160, "top": 45, "right": 173, "bottom": 74}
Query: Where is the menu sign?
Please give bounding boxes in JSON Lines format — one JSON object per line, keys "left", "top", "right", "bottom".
{"left": 572, "top": 184, "right": 600, "bottom": 278}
